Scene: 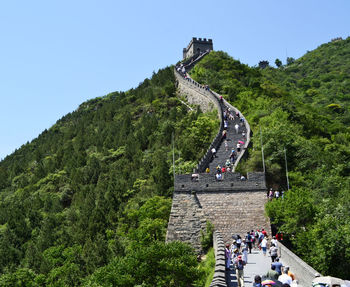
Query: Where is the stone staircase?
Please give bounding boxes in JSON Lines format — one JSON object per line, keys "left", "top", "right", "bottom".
{"left": 208, "top": 111, "right": 247, "bottom": 174}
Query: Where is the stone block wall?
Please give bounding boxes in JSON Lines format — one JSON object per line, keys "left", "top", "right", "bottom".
{"left": 166, "top": 191, "right": 206, "bottom": 253}
{"left": 210, "top": 231, "right": 227, "bottom": 287}
{"left": 166, "top": 180, "right": 270, "bottom": 251}
{"left": 183, "top": 37, "right": 213, "bottom": 59}
{"left": 278, "top": 242, "right": 321, "bottom": 287}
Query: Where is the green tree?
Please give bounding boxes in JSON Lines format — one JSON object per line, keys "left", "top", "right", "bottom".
{"left": 275, "top": 58, "right": 282, "bottom": 68}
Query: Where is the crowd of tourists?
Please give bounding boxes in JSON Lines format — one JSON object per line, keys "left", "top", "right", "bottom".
{"left": 176, "top": 57, "right": 248, "bottom": 181}
{"left": 210, "top": 107, "right": 247, "bottom": 181}
{"left": 268, "top": 188, "right": 285, "bottom": 200}
{"left": 225, "top": 229, "right": 298, "bottom": 287}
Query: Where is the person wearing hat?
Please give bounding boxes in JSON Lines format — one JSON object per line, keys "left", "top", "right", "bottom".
{"left": 231, "top": 239, "right": 238, "bottom": 251}
{"left": 235, "top": 255, "right": 246, "bottom": 287}
{"left": 231, "top": 248, "right": 240, "bottom": 267}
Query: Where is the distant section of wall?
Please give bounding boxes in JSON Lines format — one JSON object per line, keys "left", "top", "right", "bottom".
{"left": 279, "top": 242, "right": 321, "bottom": 287}
{"left": 210, "top": 231, "right": 227, "bottom": 287}
{"left": 175, "top": 71, "right": 218, "bottom": 113}
{"left": 174, "top": 70, "right": 224, "bottom": 173}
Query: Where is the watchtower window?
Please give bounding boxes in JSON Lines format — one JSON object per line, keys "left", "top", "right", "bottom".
{"left": 197, "top": 48, "right": 201, "bottom": 53}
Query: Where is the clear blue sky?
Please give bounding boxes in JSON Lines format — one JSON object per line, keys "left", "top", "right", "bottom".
{"left": 0, "top": 0, "right": 349, "bottom": 160}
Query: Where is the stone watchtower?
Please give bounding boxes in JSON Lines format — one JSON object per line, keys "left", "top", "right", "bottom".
{"left": 183, "top": 37, "right": 213, "bottom": 60}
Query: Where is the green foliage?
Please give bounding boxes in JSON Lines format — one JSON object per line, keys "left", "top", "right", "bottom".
{"left": 200, "top": 221, "right": 214, "bottom": 252}
{"left": 83, "top": 241, "right": 200, "bottom": 287}
{"left": 193, "top": 248, "right": 215, "bottom": 287}
{"left": 275, "top": 58, "right": 282, "bottom": 68}
{"left": 0, "top": 66, "right": 212, "bottom": 285}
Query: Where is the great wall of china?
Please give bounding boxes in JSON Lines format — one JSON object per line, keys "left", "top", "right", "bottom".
{"left": 166, "top": 41, "right": 321, "bottom": 287}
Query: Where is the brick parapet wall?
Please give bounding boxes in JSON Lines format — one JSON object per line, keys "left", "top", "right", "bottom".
{"left": 278, "top": 242, "right": 321, "bottom": 287}
{"left": 210, "top": 231, "right": 227, "bottom": 287}
{"left": 175, "top": 172, "right": 266, "bottom": 192}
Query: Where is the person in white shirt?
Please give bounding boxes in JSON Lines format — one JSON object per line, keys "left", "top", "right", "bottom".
{"left": 271, "top": 236, "right": 278, "bottom": 248}
{"left": 260, "top": 237, "right": 268, "bottom": 256}
{"left": 279, "top": 269, "right": 292, "bottom": 285}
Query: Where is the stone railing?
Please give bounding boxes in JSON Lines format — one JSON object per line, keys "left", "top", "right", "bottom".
{"left": 175, "top": 172, "right": 266, "bottom": 192}
{"left": 210, "top": 231, "right": 227, "bottom": 287}
{"left": 278, "top": 242, "right": 321, "bottom": 287}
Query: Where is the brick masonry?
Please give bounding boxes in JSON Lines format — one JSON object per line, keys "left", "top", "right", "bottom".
{"left": 166, "top": 177, "right": 270, "bottom": 252}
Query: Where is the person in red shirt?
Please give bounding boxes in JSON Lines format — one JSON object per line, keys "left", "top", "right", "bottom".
{"left": 262, "top": 229, "right": 268, "bottom": 237}
{"left": 276, "top": 232, "right": 283, "bottom": 241}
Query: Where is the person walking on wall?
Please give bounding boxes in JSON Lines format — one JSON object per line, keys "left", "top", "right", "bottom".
{"left": 235, "top": 255, "right": 246, "bottom": 287}
{"left": 211, "top": 147, "right": 216, "bottom": 158}
{"left": 241, "top": 239, "right": 248, "bottom": 263}
{"left": 245, "top": 232, "right": 253, "bottom": 254}
{"left": 269, "top": 243, "right": 278, "bottom": 262}
{"left": 235, "top": 123, "right": 239, "bottom": 134}
{"left": 260, "top": 236, "right": 268, "bottom": 256}
{"left": 225, "top": 244, "right": 231, "bottom": 270}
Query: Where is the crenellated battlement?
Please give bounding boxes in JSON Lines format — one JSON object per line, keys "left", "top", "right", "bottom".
{"left": 175, "top": 172, "right": 266, "bottom": 192}
{"left": 183, "top": 37, "right": 213, "bottom": 59}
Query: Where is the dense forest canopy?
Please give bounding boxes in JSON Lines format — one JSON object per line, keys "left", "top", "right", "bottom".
{"left": 190, "top": 37, "right": 350, "bottom": 278}
{"left": 0, "top": 67, "right": 218, "bottom": 286}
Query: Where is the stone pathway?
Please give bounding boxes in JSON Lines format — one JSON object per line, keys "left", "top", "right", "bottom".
{"left": 226, "top": 249, "right": 272, "bottom": 287}
{"left": 209, "top": 106, "right": 247, "bottom": 174}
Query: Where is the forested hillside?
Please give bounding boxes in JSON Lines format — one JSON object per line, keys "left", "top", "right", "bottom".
{"left": 190, "top": 37, "right": 350, "bottom": 278}
{"left": 0, "top": 67, "right": 218, "bottom": 286}
{"left": 1, "top": 37, "right": 349, "bottom": 285}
